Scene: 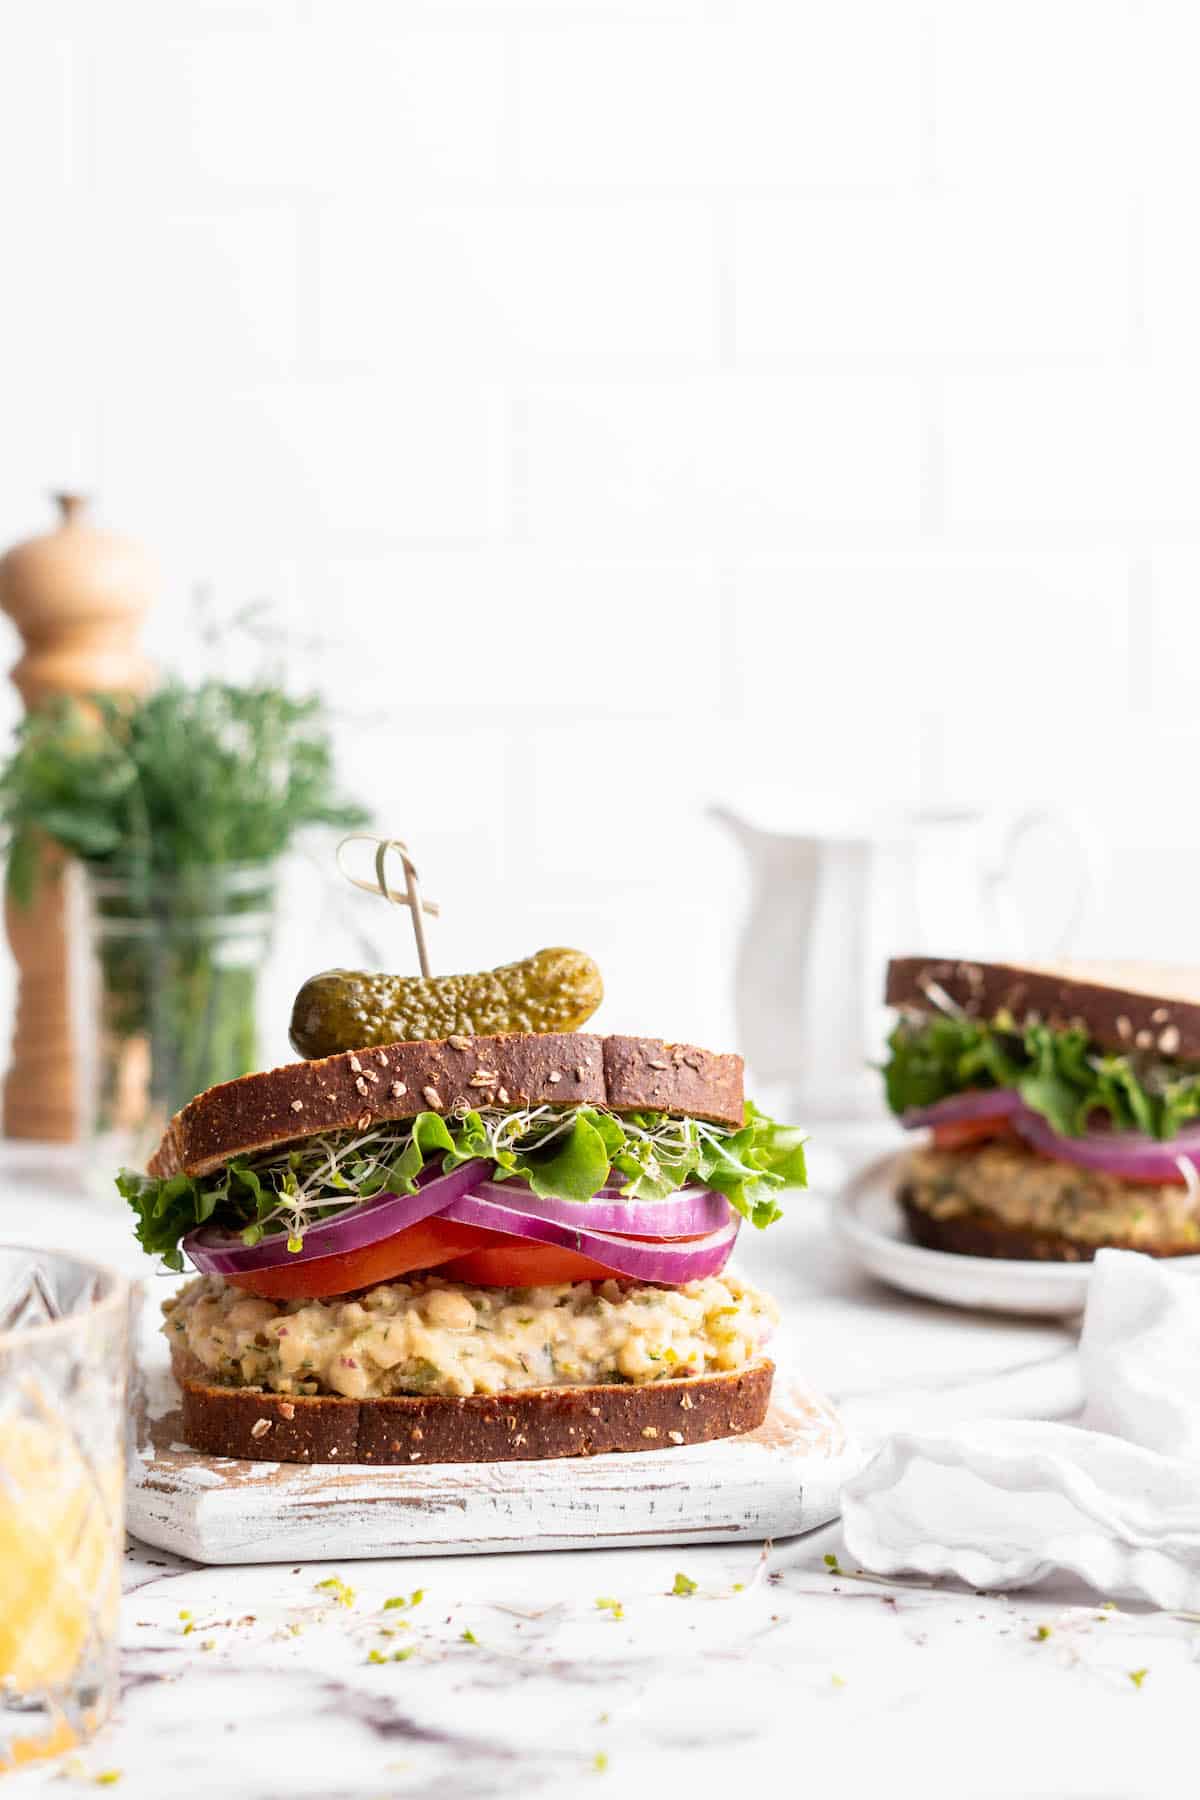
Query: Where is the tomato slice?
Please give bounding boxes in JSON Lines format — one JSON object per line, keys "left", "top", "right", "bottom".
{"left": 222, "top": 1218, "right": 506, "bottom": 1300}
{"left": 222, "top": 1217, "right": 717, "bottom": 1300}
{"left": 438, "top": 1230, "right": 714, "bottom": 1287}
{"left": 436, "top": 1243, "right": 626, "bottom": 1286}
{"left": 930, "top": 1117, "right": 1016, "bottom": 1152}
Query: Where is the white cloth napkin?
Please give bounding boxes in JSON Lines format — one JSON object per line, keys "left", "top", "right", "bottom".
{"left": 840, "top": 1249, "right": 1200, "bottom": 1609}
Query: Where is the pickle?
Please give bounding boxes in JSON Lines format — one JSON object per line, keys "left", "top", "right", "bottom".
{"left": 289, "top": 947, "right": 603, "bottom": 1059}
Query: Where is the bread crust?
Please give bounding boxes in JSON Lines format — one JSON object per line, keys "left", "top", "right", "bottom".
{"left": 169, "top": 1346, "right": 774, "bottom": 1464}
{"left": 147, "top": 1032, "right": 745, "bottom": 1179}
{"left": 886, "top": 956, "right": 1200, "bottom": 1061}
{"left": 900, "top": 1190, "right": 1200, "bottom": 1263}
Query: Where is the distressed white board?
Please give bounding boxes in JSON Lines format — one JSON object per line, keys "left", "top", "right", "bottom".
{"left": 128, "top": 1340, "right": 858, "bottom": 1565}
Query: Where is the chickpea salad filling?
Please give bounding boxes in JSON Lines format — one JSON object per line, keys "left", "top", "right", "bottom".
{"left": 164, "top": 1270, "right": 778, "bottom": 1400}
{"left": 904, "top": 1141, "right": 1200, "bottom": 1250}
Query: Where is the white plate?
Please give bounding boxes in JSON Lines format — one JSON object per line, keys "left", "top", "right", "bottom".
{"left": 832, "top": 1149, "right": 1200, "bottom": 1318}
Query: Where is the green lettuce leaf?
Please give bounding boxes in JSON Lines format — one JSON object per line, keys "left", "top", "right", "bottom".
{"left": 883, "top": 1013, "right": 1200, "bottom": 1141}
{"left": 118, "top": 1098, "right": 807, "bottom": 1270}
{"left": 117, "top": 1163, "right": 255, "bottom": 1272}
{"left": 506, "top": 1111, "right": 614, "bottom": 1201}
{"left": 693, "top": 1103, "right": 808, "bottom": 1229}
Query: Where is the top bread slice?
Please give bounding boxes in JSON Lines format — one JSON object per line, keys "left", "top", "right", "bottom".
{"left": 146, "top": 1033, "right": 745, "bottom": 1180}
{"left": 886, "top": 956, "right": 1200, "bottom": 1062}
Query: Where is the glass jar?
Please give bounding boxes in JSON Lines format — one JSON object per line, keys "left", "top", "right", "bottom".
{"left": 0, "top": 1245, "right": 132, "bottom": 1770}
{"left": 83, "top": 862, "right": 277, "bottom": 1156}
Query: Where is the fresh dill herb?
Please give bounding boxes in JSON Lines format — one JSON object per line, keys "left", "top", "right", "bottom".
{"left": 0, "top": 680, "right": 365, "bottom": 904}
{"left": 1, "top": 678, "right": 366, "bottom": 1122}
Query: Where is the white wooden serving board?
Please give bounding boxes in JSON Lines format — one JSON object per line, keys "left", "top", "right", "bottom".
{"left": 127, "top": 1340, "right": 859, "bottom": 1565}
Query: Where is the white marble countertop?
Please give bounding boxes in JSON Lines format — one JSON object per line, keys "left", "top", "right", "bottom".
{"left": 5, "top": 1135, "right": 1196, "bottom": 1800}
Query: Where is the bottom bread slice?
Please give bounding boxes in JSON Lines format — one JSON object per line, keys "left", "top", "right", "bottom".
{"left": 900, "top": 1190, "right": 1200, "bottom": 1263}
{"left": 171, "top": 1347, "right": 774, "bottom": 1464}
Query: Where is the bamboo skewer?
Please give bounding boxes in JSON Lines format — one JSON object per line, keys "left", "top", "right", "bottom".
{"left": 336, "top": 834, "right": 438, "bottom": 978}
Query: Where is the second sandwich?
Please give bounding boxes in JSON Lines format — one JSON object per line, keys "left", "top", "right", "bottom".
{"left": 884, "top": 956, "right": 1200, "bottom": 1261}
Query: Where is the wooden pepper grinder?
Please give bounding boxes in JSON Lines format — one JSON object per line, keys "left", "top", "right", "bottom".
{"left": 0, "top": 494, "right": 156, "bottom": 1140}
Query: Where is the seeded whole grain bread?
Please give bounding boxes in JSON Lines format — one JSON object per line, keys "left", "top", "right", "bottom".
{"left": 886, "top": 957, "right": 1200, "bottom": 1062}
{"left": 168, "top": 1343, "right": 773, "bottom": 1463}
{"left": 899, "top": 1191, "right": 1200, "bottom": 1264}
{"left": 147, "top": 1033, "right": 745, "bottom": 1180}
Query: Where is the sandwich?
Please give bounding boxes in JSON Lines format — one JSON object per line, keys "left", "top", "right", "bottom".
{"left": 882, "top": 957, "right": 1200, "bottom": 1262}
{"left": 119, "top": 1032, "right": 806, "bottom": 1462}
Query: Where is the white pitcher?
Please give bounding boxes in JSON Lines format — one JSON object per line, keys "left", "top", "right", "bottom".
{"left": 712, "top": 803, "right": 1091, "bottom": 1118}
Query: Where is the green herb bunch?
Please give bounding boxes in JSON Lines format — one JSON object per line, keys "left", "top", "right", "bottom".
{"left": 0, "top": 680, "right": 367, "bottom": 1124}
{"left": 0, "top": 681, "right": 366, "bottom": 902}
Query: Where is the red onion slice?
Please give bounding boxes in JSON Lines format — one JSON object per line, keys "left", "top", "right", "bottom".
{"left": 906, "top": 1087, "right": 1200, "bottom": 1184}
{"left": 902, "top": 1090, "right": 1023, "bottom": 1130}
{"left": 183, "top": 1158, "right": 491, "bottom": 1275}
{"left": 470, "top": 1179, "right": 731, "bottom": 1239}
{"left": 438, "top": 1190, "right": 740, "bottom": 1283}
{"left": 1010, "top": 1109, "right": 1200, "bottom": 1185}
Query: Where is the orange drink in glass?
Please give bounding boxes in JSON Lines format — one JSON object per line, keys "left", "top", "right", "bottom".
{"left": 0, "top": 1247, "right": 131, "bottom": 1771}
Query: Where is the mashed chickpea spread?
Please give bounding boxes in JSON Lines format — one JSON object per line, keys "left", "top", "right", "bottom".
{"left": 163, "top": 1271, "right": 777, "bottom": 1399}
{"left": 905, "top": 1141, "right": 1200, "bottom": 1250}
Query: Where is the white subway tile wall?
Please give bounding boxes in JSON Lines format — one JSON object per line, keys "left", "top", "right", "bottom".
{"left": 1, "top": 0, "right": 1199, "bottom": 1070}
